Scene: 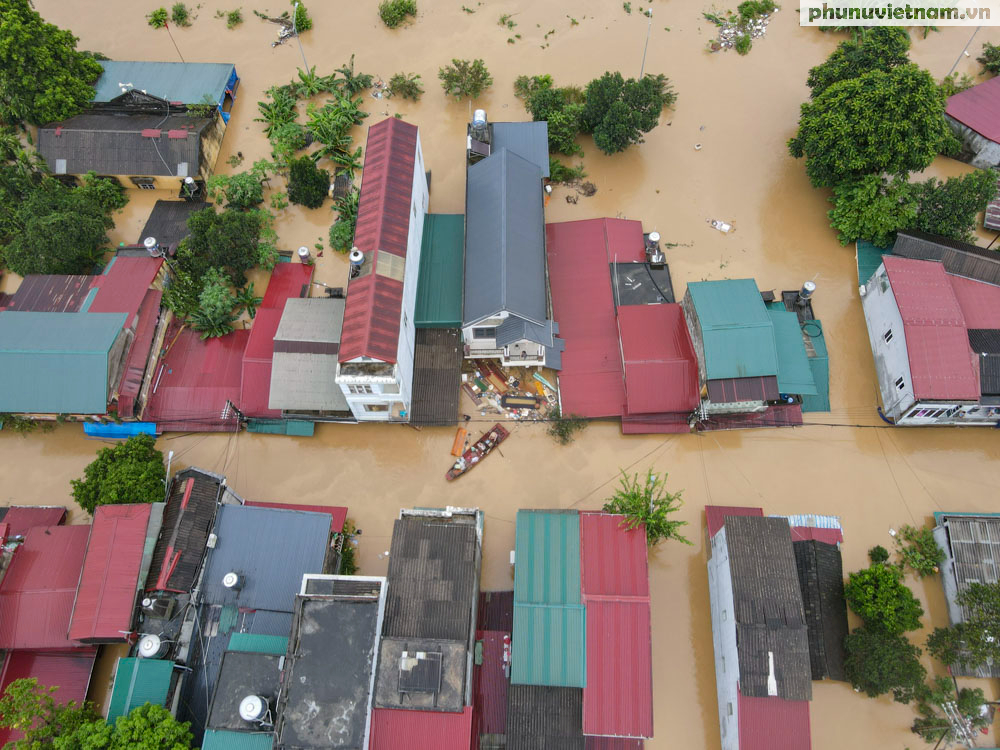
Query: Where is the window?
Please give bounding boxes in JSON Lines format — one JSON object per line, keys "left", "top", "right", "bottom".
{"left": 895, "top": 377, "right": 905, "bottom": 390}
{"left": 721, "top": 610, "right": 727, "bottom": 622}
{"left": 727, "top": 702, "right": 733, "bottom": 717}
{"left": 348, "top": 385, "right": 373, "bottom": 395}
{"left": 381, "top": 383, "right": 400, "bottom": 395}
{"left": 363, "top": 403, "right": 389, "bottom": 413}
{"left": 883, "top": 329, "right": 893, "bottom": 344}
{"left": 130, "top": 176, "right": 156, "bottom": 189}
{"left": 473, "top": 327, "right": 496, "bottom": 340}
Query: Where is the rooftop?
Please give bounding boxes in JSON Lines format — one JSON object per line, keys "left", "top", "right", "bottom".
{"left": 792, "top": 539, "right": 848, "bottom": 682}
{"left": 0, "top": 506, "right": 66, "bottom": 537}
{"left": 490, "top": 121, "right": 551, "bottom": 177}
{"left": 946, "top": 73, "right": 1000, "bottom": 144}
{"left": 207, "top": 650, "right": 283, "bottom": 732}
{"left": 107, "top": 657, "right": 175, "bottom": 723}
{"left": 137, "top": 199, "right": 211, "bottom": 249}
{"left": 370, "top": 706, "right": 474, "bottom": 750}
{"left": 93, "top": 61, "right": 237, "bottom": 106}
{"left": 892, "top": 230, "right": 1000, "bottom": 287}
{"left": 506, "top": 685, "right": 584, "bottom": 750}
{"left": 374, "top": 637, "right": 468, "bottom": 712}
{"left": 768, "top": 309, "right": 818, "bottom": 397}
{"left": 409, "top": 328, "right": 462, "bottom": 426}
{"left": 611, "top": 262, "right": 675, "bottom": 306}
{"left": 414, "top": 213, "right": 464, "bottom": 329}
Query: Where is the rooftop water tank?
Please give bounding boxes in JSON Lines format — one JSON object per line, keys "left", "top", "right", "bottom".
{"left": 138, "top": 634, "right": 167, "bottom": 659}
{"left": 239, "top": 695, "right": 269, "bottom": 723}
{"left": 222, "top": 572, "right": 244, "bottom": 591}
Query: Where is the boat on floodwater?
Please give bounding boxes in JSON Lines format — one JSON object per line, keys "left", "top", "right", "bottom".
{"left": 445, "top": 423, "right": 509, "bottom": 481}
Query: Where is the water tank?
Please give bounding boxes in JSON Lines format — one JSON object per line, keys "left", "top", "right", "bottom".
{"left": 798, "top": 280, "right": 817, "bottom": 304}
{"left": 138, "top": 634, "right": 167, "bottom": 659}
{"left": 349, "top": 248, "right": 364, "bottom": 266}
{"left": 239, "top": 695, "right": 269, "bottom": 723}
{"left": 143, "top": 237, "right": 158, "bottom": 255}
{"left": 141, "top": 597, "right": 156, "bottom": 610}
{"left": 297, "top": 246, "right": 310, "bottom": 262}
{"left": 648, "top": 231, "right": 661, "bottom": 244}
{"left": 471, "top": 109, "right": 489, "bottom": 142}
{"left": 223, "top": 572, "right": 244, "bottom": 591}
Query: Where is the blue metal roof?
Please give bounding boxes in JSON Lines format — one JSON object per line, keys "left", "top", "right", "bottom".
{"left": 491, "top": 121, "right": 551, "bottom": 177}
{"left": 94, "top": 61, "right": 237, "bottom": 105}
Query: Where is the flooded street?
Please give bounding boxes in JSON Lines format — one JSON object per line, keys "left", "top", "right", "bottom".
{"left": 12, "top": 1, "right": 1000, "bottom": 746}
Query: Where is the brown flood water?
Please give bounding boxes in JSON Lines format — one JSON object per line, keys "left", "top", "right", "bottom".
{"left": 14, "top": 1, "right": 1000, "bottom": 746}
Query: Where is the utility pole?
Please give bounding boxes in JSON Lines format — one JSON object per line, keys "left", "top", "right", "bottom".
{"left": 292, "top": 3, "right": 310, "bottom": 71}
{"left": 639, "top": 7, "right": 653, "bottom": 79}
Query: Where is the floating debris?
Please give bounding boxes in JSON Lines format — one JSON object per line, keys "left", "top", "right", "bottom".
{"left": 704, "top": 4, "right": 777, "bottom": 54}
{"left": 708, "top": 219, "right": 734, "bottom": 233}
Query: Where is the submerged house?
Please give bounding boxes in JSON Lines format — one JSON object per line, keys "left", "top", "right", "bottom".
{"left": 336, "top": 118, "right": 428, "bottom": 422}
{"left": 945, "top": 74, "right": 1000, "bottom": 169}
{"left": 90, "top": 61, "right": 239, "bottom": 122}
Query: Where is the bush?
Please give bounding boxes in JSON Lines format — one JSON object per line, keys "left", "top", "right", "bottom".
{"left": 734, "top": 34, "right": 752, "bottom": 55}
{"left": 895, "top": 524, "right": 944, "bottom": 578}
{"left": 580, "top": 72, "right": 676, "bottom": 154}
{"left": 291, "top": 0, "right": 312, "bottom": 31}
{"left": 438, "top": 58, "right": 493, "bottom": 100}
{"left": 171, "top": 2, "right": 191, "bottom": 26}
{"left": 602, "top": 469, "right": 690, "bottom": 548}
{"left": 844, "top": 626, "right": 926, "bottom": 703}
{"left": 147, "top": 7, "right": 168, "bottom": 27}
{"left": 287, "top": 156, "right": 330, "bottom": 209}
{"left": 844, "top": 563, "right": 924, "bottom": 634}
{"left": 190, "top": 268, "right": 238, "bottom": 339}
{"left": 737, "top": 0, "right": 776, "bottom": 18}
{"left": 868, "top": 544, "right": 890, "bottom": 564}
{"left": 70, "top": 434, "right": 166, "bottom": 515}
{"left": 549, "top": 158, "right": 586, "bottom": 183}
{"left": 226, "top": 8, "right": 243, "bottom": 28}
{"left": 338, "top": 519, "right": 358, "bottom": 575}
{"left": 379, "top": 0, "right": 417, "bottom": 28}
{"left": 912, "top": 676, "right": 990, "bottom": 744}
{"left": 939, "top": 71, "right": 974, "bottom": 97}
{"left": 546, "top": 405, "right": 588, "bottom": 444}
{"left": 388, "top": 72, "right": 423, "bottom": 101}
{"left": 329, "top": 186, "right": 359, "bottom": 252}
{"left": 979, "top": 41, "right": 1000, "bottom": 75}
{"left": 927, "top": 582, "right": 1000, "bottom": 671}
{"left": 206, "top": 168, "right": 265, "bottom": 210}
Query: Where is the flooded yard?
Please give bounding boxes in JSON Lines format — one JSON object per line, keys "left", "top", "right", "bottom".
{"left": 11, "top": 0, "right": 1000, "bottom": 746}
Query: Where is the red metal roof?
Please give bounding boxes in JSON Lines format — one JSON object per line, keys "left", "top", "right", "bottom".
{"left": 89, "top": 256, "right": 164, "bottom": 326}
{"left": 585, "top": 738, "right": 644, "bottom": 750}
{"left": 0, "top": 649, "right": 97, "bottom": 746}
{"left": 620, "top": 413, "right": 691, "bottom": 434}
{"left": 788, "top": 526, "right": 843, "bottom": 545}
{"left": 0, "top": 275, "right": 95, "bottom": 312}
{"left": 0, "top": 507, "right": 66, "bottom": 537}
{"left": 243, "top": 501, "right": 347, "bottom": 533}
{"left": 546, "top": 219, "right": 645, "bottom": 418}
{"left": 340, "top": 118, "right": 418, "bottom": 364}
{"left": 948, "top": 274, "right": 1000, "bottom": 330}
{"left": 472, "top": 630, "right": 510, "bottom": 736}
{"left": 705, "top": 506, "right": 764, "bottom": 540}
{"left": 68, "top": 504, "right": 152, "bottom": 643}
{"left": 369, "top": 706, "right": 474, "bottom": 750}
{"left": 617, "top": 304, "right": 699, "bottom": 416}
{"left": 737, "top": 692, "right": 811, "bottom": 750}
{"left": 0, "top": 523, "right": 7, "bottom": 545}
{"left": 698, "top": 402, "right": 804, "bottom": 431}
{"left": 579, "top": 512, "right": 653, "bottom": 739}
{"left": 946, "top": 74, "right": 1000, "bottom": 143}
{"left": 0, "top": 525, "right": 90, "bottom": 649}
{"left": 116, "top": 288, "right": 162, "bottom": 419}
{"left": 883, "top": 257, "right": 980, "bottom": 401}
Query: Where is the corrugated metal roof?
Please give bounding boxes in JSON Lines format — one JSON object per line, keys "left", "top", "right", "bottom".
{"left": 478, "top": 590, "right": 514, "bottom": 631}
{"left": 584, "top": 738, "right": 644, "bottom": 750}
{"left": 800, "top": 321, "right": 829, "bottom": 413}
{"left": 409, "top": 327, "right": 462, "bottom": 426}
{"left": 0, "top": 311, "right": 126, "bottom": 414}
{"left": 946, "top": 74, "right": 1000, "bottom": 143}
{"left": 512, "top": 603, "right": 586, "bottom": 687}
{"left": 768, "top": 310, "right": 818, "bottom": 396}
{"left": 89, "top": 256, "right": 164, "bottom": 324}
{"left": 116, "top": 288, "right": 163, "bottom": 419}
{"left": 0, "top": 506, "right": 66, "bottom": 536}
{"left": 202, "top": 729, "right": 274, "bottom": 750}
{"left": 201, "top": 504, "right": 329, "bottom": 611}
{"left": 0, "top": 525, "right": 91, "bottom": 649}
{"left": 892, "top": 230, "right": 1000, "bottom": 287}
{"left": 579, "top": 512, "right": 648, "bottom": 599}
{"left": 94, "top": 61, "right": 236, "bottom": 105}
{"left": 415, "top": 213, "right": 464, "bottom": 328}
{"left": 737, "top": 692, "right": 811, "bottom": 750}
{"left": 707, "top": 376, "right": 778, "bottom": 404}
{"left": 268, "top": 297, "right": 347, "bottom": 412}
{"left": 106, "top": 657, "right": 175, "bottom": 722}
{"left": 474, "top": 630, "right": 510, "bottom": 736}
{"left": 882, "top": 256, "right": 980, "bottom": 401}
{"left": 506, "top": 685, "right": 584, "bottom": 749}
{"left": 340, "top": 118, "right": 418, "bottom": 364}
{"left": 949, "top": 275, "right": 1000, "bottom": 330}
{"left": 370, "top": 706, "right": 474, "bottom": 750}
{"left": 546, "top": 219, "right": 645, "bottom": 418}
{"left": 515, "top": 510, "right": 581, "bottom": 606}
{"left": 617, "top": 304, "right": 699, "bottom": 415}
{"left": 138, "top": 199, "right": 210, "bottom": 248}
{"left": 69, "top": 504, "right": 152, "bottom": 643}
{"left": 793, "top": 540, "right": 848, "bottom": 682}
{"left": 227, "top": 632, "right": 289, "bottom": 655}
{"left": 0, "top": 275, "right": 94, "bottom": 312}
{"left": 464, "top": 148, "right": 546, "bottom": 327}
{"left": 491, "top": 121, "right": 551, "bottom": 177}
{"left": 243, "top": 500, "right": 347, "bottom": 533}
{"left": 856, "top": 240, "right": 892, "bottom": 287}
{"left": 687, "top": 279, "right": 778, "bottom": 380}
{"left": 705, "top": 505, "right": 764, "bottom": 539}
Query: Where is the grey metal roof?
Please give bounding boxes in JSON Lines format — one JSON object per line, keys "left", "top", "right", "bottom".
{"left": 506, "top": 685, "right": 584, "bottom": 750}
{"left": 268, "top": 298, "right": 349, "bottom": 413}
{"left": 725, "top": 515, "right": 812, "bottom": 701}
{"left": 201, "top": 505, "right": 330, "bottom": 612}
{"left": 491, "top": 122, "right": 550, "bottom": 177}
{"left": 969, "top": 329, "right": 1000, "bottom": 396}
{"left": 38, "top": 113, "right": 211, "bottom": 177}
{"left": 496, "top": 316, "right": 556, "bottom": 348}
{"left": 94, "top": 61, "right": 236, "bottom": 105}
{"left": 464, "top": 148, "right": 546, "bottom": 326}
{"left": 893, "top": 230, "right": 1000, "bottom": 286}
{"left": 138, "top": 200, "right": 211, "bottom": 247}
{"left": 793, "top": 539, "right": 848, "bottom": 682}
{"left": 382, "top": 514, "right": 479, "bottom": 642}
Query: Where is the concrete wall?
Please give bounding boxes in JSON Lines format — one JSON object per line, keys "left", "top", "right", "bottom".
{"left": 681, "top": 290, "right": 708, "bottom": 386}
{"left": 198, "top": 114, "right": 225, "bottom": 182}
{"left": 106, "top": 326, "right": 132, "bottom": 405}
{"left": 861, "top": 264, "right": 915, "bottom": 421}
{"left": 339, "top": 368, "right": 404, "bottom": 422}
{"left": 707, "top": 527, "right": 741, "bottom": 750}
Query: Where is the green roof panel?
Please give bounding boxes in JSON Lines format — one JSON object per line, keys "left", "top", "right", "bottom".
{"left": 106, "top": 657, "right": 174, "bottom": 723}
{"left": 510, "top": 603, "right": 586, "bottom": 687}
{"left": 0, "top": 312, "right": 126, "bottom": 414}
{"left": 687, "top": 280, "right": 778, "bottom": 380}
{"left": 768, "top": 310, "right": 818, "bottom": 396}
{"left": 228, "top": 632, "right": 289, "bottom": 655}
{"left": 856, "top": 240, "right": 892, "bottom": 287}
{"left": 801, "top": 319, "right": 830, "bottom": 413}
{"left": 415, "top": 214, "right": 465, "bottom": 328}
{"left": 94, "top": 61, "right": 236, "bottom": 105}
{"left": 202, "top": 730, "right": 275, "bottom": 750}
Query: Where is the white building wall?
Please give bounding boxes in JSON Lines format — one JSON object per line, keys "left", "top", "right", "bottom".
{"left": 707, "top": 527, "right": 741, "bottom": 750}
{"left": 339, "top": 370, "right": 403, "bottom": 422}
{"left": 861, "top": 264, "right": 916, "bottom": 421}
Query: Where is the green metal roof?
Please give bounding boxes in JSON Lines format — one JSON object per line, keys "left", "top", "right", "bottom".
{"left": 856, "top": 240, "right": 892, "bottom": 287}
{"left": 94, "top": 61, "right": 236, "bottom": 105}
{"left": 415, "top": 214, "right": 464, "bottom": 328}
{"left": 202, "top": 730, "right": 274, "bottom": 750}
{"left": 801, "top": 319, "right": 830, "bottom": 413}
{"left": 228, "top": 632, "right": 289, "bottom": 655}
{"left": 686, "top": 280, "right": 778, "bottom": 380}
{"left": 768, "top": 310, "right": 818, "bottom": 396}
{"left": 0, "top": 312, "right": 126, "bottom": 414}
{"left": 512, "top": 510, "right": 585, "bottom": 687}
{"left": 106, "top": 657, "right": 174, "bottom": 723}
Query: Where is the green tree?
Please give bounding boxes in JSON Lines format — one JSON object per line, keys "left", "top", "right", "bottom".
{"left": 843, "top": 627, "right": 926, "bottom": 703}
{"left": 206, "top": 167, "right": 266, "bottom": 210}
{"left": 827, "top": 174, "right": 918, "bottom": 247}
{"left": 580, "top": 72, "right": 676, "bottom": 154}
{"left": 438, "top": 58, "right": 493, "bottom": 100}
{"left": 388, "top": 72, "right": 423, "bottom": 101}
{"left": 291, "top": 0, "right": 312, "bottom": 32}
{"left": 978, "top": 41, "right": 1000, "bottom": 76}
{"left": 894, "top": 523, "right": 945, "bottom": 578}
{"left": 788, "top": 65, "right": 955, "bottom": 188}
{"left": 0, "top": 678, "right": 100, "bottom": 750}
{"left": 328, "top": 186, "right": 359, "bottom": 253}
{"left": 51, "top": 703, "right": 193, "bottom": 750}
{"left": 379, "top": 0, "right": 417, "bottom": 28}
{"left": 287, "top": 155, "right": 330, "bottom": 209}
{"left": 806, "top": 27, "right": 911, "bottom": 97}
{"left": 526, "top": 85, "right": 585, "bottom": 156}
{"left": 546, "top": 405, "right": 588, "bottom": 444}
{"left": 181, "top": 207, "right": 267, "bottom": 286}
{"left": 0, "top": 0, "right": 103, "bottom": 126}
{"left": 189, "top": 268, "right": 238, "bottom": 339}
{"left": 0, "top": 174, "right": 127, "bottom": 276}
{"left": 844, "top": 562, "right": 923, "bottom": 634}
{"left": 334, "top": 55, "right": 374, "bottom": 97}
{"left": 602, "top": 469, "right": 691, "bottom": 548}
{"left": 927, "top": 582, "right": 1000, "bottom": 672}
{"left": 911, "top": 676, "right": 989, "bottom": 745}
{"left": 70, "top": 434, "right": 165, "bottom": 515}
{"left": 912, "top": 169, "right": 999, "bottom": 243}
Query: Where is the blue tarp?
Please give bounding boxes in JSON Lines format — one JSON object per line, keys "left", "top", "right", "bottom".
{"left": 84, "top": 422, "right": 158, "bottom": 438}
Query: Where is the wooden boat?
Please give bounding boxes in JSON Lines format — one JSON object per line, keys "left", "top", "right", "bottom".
{"left": 446, "top": 423, "right": 510, "bottom": 481}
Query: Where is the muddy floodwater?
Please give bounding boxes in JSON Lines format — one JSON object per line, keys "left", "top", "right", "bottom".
{"left": 10, "top": 1, "right": 1000, "bottom": 747}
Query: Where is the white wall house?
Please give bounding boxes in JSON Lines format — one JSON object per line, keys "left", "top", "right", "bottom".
{"left": 336, "top": 119, "right": 428, "bottom": 422}
{"left": 707, "top": 524, "right": 741, "bottom": 750}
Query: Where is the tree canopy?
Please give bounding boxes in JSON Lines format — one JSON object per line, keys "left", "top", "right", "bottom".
{"left": 287, "top": 155, "right": 330, "bottom": 209}
{"left": 580, "top": 72, "right": 676, "bottom": 155}
{"left": 911, "top": 676, "right": 989, "bottom": 745}
{"left": 805, "top": 27, "right": 911, "bottom": 97}
{"left": 438, "top": 58, "right": 492, "bottom": 101}
{"left": 602, "top": 469, "right": 690, "bottom": 548}
{"left": 0, "top": 0, "right": 103, "bottom": 126}
{"left": 843, "top": 626, "right": 926, "bottom": 703}
{"left": 788, "top": 64, "right": 955, "bottom": 188}
{"left": 70, "top": 433, "right": 166, "bottom": 515}
{"left": 844, "top": 562, "right": 924, "bottom": 634}
{"left": 0, "top": 678, "right": 99, "bottom": 750}
{"left": 927, "top": 582, "right": 1000, "bottom": 672}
